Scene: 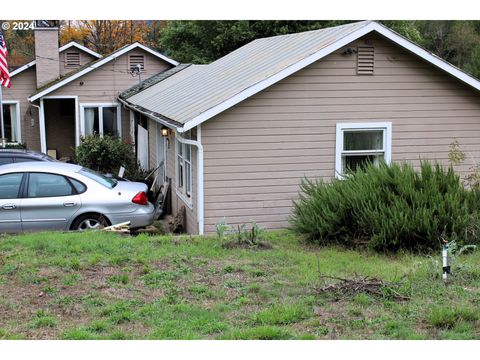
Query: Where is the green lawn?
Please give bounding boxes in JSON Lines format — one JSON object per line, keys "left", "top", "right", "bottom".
{"left": 0, "top": 230, "right": 478, "bottom": 340}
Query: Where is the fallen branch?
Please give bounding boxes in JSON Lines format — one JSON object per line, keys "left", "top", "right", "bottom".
{"left": 103, "top": 221, "right": 131, "bottom": 233}
{"left": 315, "top": 274, "right": 410, "bottom": 302}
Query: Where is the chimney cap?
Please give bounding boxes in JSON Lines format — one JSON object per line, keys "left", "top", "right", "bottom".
{"left": 34, "top": 20, "right": 59, "bottom": 30}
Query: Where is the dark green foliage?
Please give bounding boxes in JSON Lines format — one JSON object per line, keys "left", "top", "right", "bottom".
{"left": 3, "top": 142, "right": 26, "bottom": 149}
{"left": 159, "top": 20, "right": 350, "bottom": 64}
{"left": 291, "top": 161, "right": 480, "bottom": 252}
{"left": 74, "top": 135, "right": 147, "bottom": 179}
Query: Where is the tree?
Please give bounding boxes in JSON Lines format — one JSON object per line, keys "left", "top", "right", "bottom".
{"left": 159, "top": 20, "right": 351, "bottom": 64}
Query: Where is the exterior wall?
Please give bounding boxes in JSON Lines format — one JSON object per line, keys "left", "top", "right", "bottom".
{"left": 201, "top": 33, "right": 480, "bottom": 233}
{"left": 34, "top": 29, "right": 60, "bottom": 88}
{"left": 165, "top": 129, "right": 198, "bottom": 234}
{"left": 59, "top": 48, "right": 97, "bottom": 76}
{"left": 3, "top": 67, "right": 41, "bottom": 150}
{"left": 44, "top": 48, "right": 172, "bottom": 144}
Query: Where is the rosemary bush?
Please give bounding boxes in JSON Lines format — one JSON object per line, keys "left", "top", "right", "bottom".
{"left": 291, "top": 161, "right": 480, "bottom": 252}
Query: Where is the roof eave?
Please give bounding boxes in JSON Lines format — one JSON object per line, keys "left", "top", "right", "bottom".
{"left": 179, "top": 21, "right": 480, "bottom": 132}
{"left": 28, "top": 43, "right": 179, "bottom": 102}
{"left": 118, "top": 97, "right": 183, "bottom": 131}
{"left": 58, "top": 42, "right": 103, "bottom": 59}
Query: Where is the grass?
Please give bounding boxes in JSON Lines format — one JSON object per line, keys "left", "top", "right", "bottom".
{"left": 0, "top": 230, "right": 478, "bottom": 339}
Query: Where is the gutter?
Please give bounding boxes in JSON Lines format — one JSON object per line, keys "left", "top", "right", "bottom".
{"left": 175, "top": 126, "right": 204, "bottom": 236}
{"left": 118, "top": 97, "right": 182, "bottom": 132}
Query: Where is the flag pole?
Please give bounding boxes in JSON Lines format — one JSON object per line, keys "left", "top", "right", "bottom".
{"left": 0, "top": 84, "right": 5, "bottom": 147}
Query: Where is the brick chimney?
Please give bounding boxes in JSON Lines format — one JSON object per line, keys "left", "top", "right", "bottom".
{"left": 34, "top": 21, "right": 60, "bottom": 88}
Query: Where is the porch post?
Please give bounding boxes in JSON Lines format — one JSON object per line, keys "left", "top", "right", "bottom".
{"left": 39, "top": 98, "right": 46, "bottom": 154}
{"left": 0, "top": 86, "right": 5, "bottom": 146}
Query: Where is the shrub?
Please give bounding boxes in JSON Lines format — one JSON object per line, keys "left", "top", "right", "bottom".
{"left": 74, "top": 135, "right": 147, "bottom": 179}
{"left": 291, "top": 161, "right": 480, "bottom": 252}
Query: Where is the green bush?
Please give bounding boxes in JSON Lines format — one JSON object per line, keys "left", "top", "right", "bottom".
{"left": 291, "top": 161, "right": 480, "bottom": 252}
{"left": 74, "top": 135, "right": 147, "bottom": 179}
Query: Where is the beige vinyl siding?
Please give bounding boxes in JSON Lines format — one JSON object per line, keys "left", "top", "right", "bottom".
{"left": 47, "top": 49, "right": 171, "bottom": 142}
{"left": 201, "top": 33, "right": 480, "bottom": 234}
{"left": 165, "top": 130, "right": 198, "bottom": 234}
{"left": 3, "top": 67, "right": 41, "bottom": 150}
{"left": 59, "top": 49, "right": 97, "bottom": 76}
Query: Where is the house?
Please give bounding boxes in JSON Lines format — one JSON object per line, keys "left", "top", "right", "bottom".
{"left": 2, "top": 21, "right": 178, "bottom": 163}
{"left": 118, "top": 20, "right": 480, "bottom": 236}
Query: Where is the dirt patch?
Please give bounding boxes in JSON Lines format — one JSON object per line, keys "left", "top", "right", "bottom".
{"left": 221, "top": 241, "right": 273, "bottom": 250}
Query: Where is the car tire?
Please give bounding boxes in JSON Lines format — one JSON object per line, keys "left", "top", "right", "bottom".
{"left": 71, "top": 213, "right": 109, "bottom": 231}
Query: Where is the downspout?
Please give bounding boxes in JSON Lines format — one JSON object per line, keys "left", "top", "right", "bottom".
{"left": 175, "top": 125, "right": 204, "bottom": 236}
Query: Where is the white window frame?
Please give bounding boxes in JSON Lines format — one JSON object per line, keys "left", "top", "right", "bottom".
{"left": 175, "top": 133, "right": 193, "bottom": 208}
{"left": 335, "top": 122, "right": 392, "bottom": 179}
{"left": 79, "top": 103, "right": 122, "bottom": 139}
{"left": 2, "top": 100, "right": 22, "bottom": 144}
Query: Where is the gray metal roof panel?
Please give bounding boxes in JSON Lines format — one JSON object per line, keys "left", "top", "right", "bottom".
{"left": 124, "top": 21, "right": 372, "bottom": 125}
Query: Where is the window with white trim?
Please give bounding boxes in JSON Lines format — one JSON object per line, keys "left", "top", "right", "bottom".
{"left": 1, "top": 103, "right": 20, "bottom": 143}
{"left": 82, "top": 104, "right": 121, "bottom": 138}
{"left": 176, "top": 132, "right": 192, "bottom": 199}
{"left": 335, "top": 122, "right": 392, "bottom": 178}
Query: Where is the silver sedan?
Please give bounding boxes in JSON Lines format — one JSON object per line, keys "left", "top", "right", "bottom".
{"left": 0, "top": 162, "right": 156, "bottom": 233}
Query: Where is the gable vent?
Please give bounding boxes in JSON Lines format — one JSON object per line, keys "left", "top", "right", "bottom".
{"left": 65, "top": 52, "right": 80, "bottom": 67}
{"left": 129, "top": 54, "right": 145, "bottom": 72}
{"left": 357, "top": 46, "right": 375, "bottom": 75}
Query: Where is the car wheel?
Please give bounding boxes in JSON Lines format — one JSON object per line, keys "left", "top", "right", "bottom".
{"left": 71, "top": 213, "right": 109, "bottom": 231}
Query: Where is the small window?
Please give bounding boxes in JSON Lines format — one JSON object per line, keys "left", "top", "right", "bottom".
{"left": 129, "top": 54, "right": 145, "bottom": 72}
{"left": 79, "top": 168, "right": 117, "bottom": 189}
{"left": 176, "top": 132, "right": 192, "bottom": 200}
{"left": 335, "top": 122, "right": 392, "bottom": 178}
{"left": 69, "top": 178, "right": 87, "bottom": 194}
{"left": 0, "top": 173, "right": 24, "bottom": 199}
{"left": 65, "top": 51, "right": 81, "bottom": 67}
{"left": 27, "top": 173, "right": 75, "bottom": 198}
{"left": 1, "top": 103, "right": 20, "bottom": 143}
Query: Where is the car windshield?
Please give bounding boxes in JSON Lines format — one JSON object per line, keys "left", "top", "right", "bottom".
{"left": 79, "top": 168, "right": 118, "bottom": 189}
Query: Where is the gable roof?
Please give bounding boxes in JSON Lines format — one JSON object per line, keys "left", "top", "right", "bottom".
{"left": 120, "top": 20, "right": 480, "bottom": 133}
{"left": 10, "top": 41, "right": 102, "bottom": 78}
{"left": 28, "top": 42, "right": 179, "bottom": 101}
{"left": 58, "top": 41, "right": 102, "bottom": 58}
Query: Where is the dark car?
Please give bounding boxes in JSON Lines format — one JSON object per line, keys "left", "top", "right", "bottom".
{"left": 0, "top": 149, "right": 56, "bottom": 165}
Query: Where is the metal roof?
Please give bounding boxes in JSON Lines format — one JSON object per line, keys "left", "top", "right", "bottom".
{"left": 121, "top": 20, "right": 480, "bottom": 131}
{"left": 119, "top": 63, "right": 193, "bottom": 100}
{"left": 122, "top": 21, "right": 372, "bottom": 127}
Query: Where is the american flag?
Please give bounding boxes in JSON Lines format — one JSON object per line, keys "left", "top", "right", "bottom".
{"left": 0, "top": 30, "right": 11, "bottom": 88}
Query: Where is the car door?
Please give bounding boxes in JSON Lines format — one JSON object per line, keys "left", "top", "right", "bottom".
{"left": 0, "top": 172, "right": 25, "bottom": 233}
{"left": 21, "top": 172, "right": 82, "bottom": 231}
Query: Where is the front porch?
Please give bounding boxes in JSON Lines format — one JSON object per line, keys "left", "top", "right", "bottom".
{"left": 38, "top": 97, "right": 124, "bottom": 161}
